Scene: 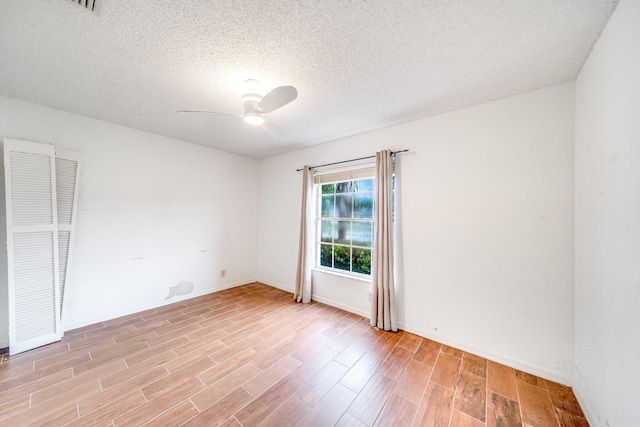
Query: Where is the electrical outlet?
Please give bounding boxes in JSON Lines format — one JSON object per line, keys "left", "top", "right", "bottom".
{"left": 220, "top": 269, "right": 226, "bottom": 278}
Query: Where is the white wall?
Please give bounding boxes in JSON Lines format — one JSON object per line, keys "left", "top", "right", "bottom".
{"left": 259, "top": 82, "right": 576, "bottom": 383}
{"left": 0, "top": 96, "right": 258, "bottom": 345}
{"left": 574, "top": 0, "right": 640, "bottom": 425}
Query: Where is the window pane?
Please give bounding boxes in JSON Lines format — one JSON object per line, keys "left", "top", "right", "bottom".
{"left": 321, "top": 195, "right": 334, "bottom": 217}
{"left": 320, "top": 244, "right": 332, "bottom": 267}
{"left": 320, "top": 220, "right": 332, "bottom": 243}
{"left": 334, "top": 221, "right": 351, "bottom": 245}
{"left": 321, "top": 183, "right": 335, "bottom": 194}
{"left": 334, "top": 246, "right": 351, "bottom": 271}
{"left": 354, "top": 193, "right": 373, "bottom": 218}
{"left": 352, "top": 221, "right": 372, "bottom": 247}
{"left": 335, "top": 181, "right": 354, "bottom": 193}
{"left": 336, "top": 194, "right": 353, "bottom": 218}
{"left": 352, "top": 248, "right": 371, "bottom": 274}
{"left": 356, "top": 178, "right": 373, "bottom": 192}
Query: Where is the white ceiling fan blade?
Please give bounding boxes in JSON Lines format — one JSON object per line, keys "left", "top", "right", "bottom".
{"left": 256, "top": 86, "right": 298, "bottom": 114}
{"left": 261, "top": 120, "right": 289, "bottom": 141}
{"left": 177, "top": 110, "right": 241, "bottom": 119}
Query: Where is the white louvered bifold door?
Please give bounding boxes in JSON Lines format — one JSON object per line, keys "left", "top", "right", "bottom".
{"left": 4, "top": 139, "right": 61, "bottom": 355}
{"left": 55, "top": 148, "right": 82, "bottom": 330}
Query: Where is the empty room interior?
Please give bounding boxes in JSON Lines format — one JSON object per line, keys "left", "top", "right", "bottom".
{"left": 0, "top": 1, "right": 638, "bottom": 426}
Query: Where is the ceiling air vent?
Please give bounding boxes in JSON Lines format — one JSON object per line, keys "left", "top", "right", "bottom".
{"left": 69, "top": 0, "right": 103, "bottom": 15}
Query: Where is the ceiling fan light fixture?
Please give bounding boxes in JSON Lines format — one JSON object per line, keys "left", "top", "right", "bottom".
{"left": 243, "top": 113, "right": 265, "bottom": 126}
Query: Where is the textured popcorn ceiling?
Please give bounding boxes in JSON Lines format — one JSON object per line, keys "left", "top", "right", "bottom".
{"left": 0, "top": 0, "right": 619, "bottom": 159}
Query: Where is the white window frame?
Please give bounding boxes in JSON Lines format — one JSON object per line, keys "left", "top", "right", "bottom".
{"left": 314, "top": 165, "right": 376, "bottom": 279}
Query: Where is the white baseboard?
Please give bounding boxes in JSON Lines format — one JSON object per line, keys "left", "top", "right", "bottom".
{"left": 397, "top": 321, "right": 573, "bottom": 386}
{"left": 258, "top": 280, "right": 572, "bottom": 385}
{"left": 257, "top": 278, "right": 293, "bottom": 294}
{"left": 64, "top": 279, "right": 253, "bottom": 332}
{"left": 257, "top": 279, "right": 370, "bottom": 318}
{"left": 572, "top": 369, "right": 599, "bottom": 426}
{"left": 310, "top": 294, "right": 369, "bottom": 318}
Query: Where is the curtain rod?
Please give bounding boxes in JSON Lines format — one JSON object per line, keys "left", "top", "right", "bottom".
{"left": 296, "top": 149, "right": 408, "bottom": 172}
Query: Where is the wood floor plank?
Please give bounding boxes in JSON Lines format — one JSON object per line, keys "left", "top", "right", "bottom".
{"left": 185, "top": 387, "right": 254, "bottom": 426}
{"left": 218, "top": 416, "right": 243, "bottom": 427}
{"left": 251, "top": 330, "right": 292, "bottom": 354}
{"left": 395, "top": 359, "right": 433, "bottom": 403}
{"left": 336, "top": 412, "right": 369, "bottom": 427}
{"left": 515, "top": 369, "right": 545, "bottom": 387}
{"left": 145, "top": 324, "right": 202, "bottom": 347}
{"left": 487, "top": 391, "right": 522, "bottom": 427}
{"left": 111, "top": 327, "right": 157, "bottom": 345}
{"left": 554, "top": 407, "right": 589, "bottom": 427}
{"left": 186, "top": 319, "right": 234, "bottom": 340}
{"left": 31, "top": 375, "right": 102, "bottom": 407}
{"left": 296, "top": 360, "right": 348, "bottom": 405}
{"left": 430, "top": 352, "right": 462, "bottom": 390}
{"left": 0, "top": 395, "right": 30, "bottom": 420}
{"left": 211, "top": 334, "right": 263, "bottom": 363}
{"left": 191, "top": 363, "right": 261, "bottom": 411}
{"left": 413, "top": 382, "right": 454, "bottom": 427}
{"left": 450, "top": 409, "right": 486, "bottom": 426}
{"left": 174, "top": 329, "right": 228, "bottom": 356}
{"left": 73, "top": 358, "right": 128, "bottom": 382}
{"left": 367, "top": 332, "right": 401, "bottom": 361}
{"left": 198, "top": 347, "right": 258, "bottom": 386}
{"left": 69, "top": 390, "right": 147, "bottom": 427}
{"left": 154, "top": 314, "right": 207, "bottom": 336}
{"left": 114, "top": 377, "right": 205, "bottom": 426}
{"left": 234, "top": 375, "right": 303, "bottom": 427}
{"left": 78, "top": 366, "right": 168, "bottom": 415}
{"left": 300, "top": 383, "right": 358, "bottom": 427}
{"left": 74, "top": 341, "right": 149, "bottom": 375}
{"left": 251, "top": 339, "right": 299, "bottom": 370}
{"left": 378, "top": 345, "right": 414, "bottom": 381}
{"left": 413, "top": 338, "right": 442, "bottom": 365}
{"left": 454, "top": 371, "right": 487, "bottom": 421}
{"left": 441, "top": 345, "right": 463, "bottom": 358}
{"left": 292, "top": 345, "right": 338, "bottom": 383}
{"left": 257, "top": 394, "right": 311, "bottom": 427}
{"left": 347, "top": 373, "right": 397, "bottom": 425}
{"left": 462, "top": 352, "right": 487, "bottom": 378}
{"left": 243, "top": 354, "right": 301, "bottom": 397}
{"left": 334, "top": 334, "right": 379, "bottom": 368}
{"left": 0, "top": 368, "right": 74, "bottom": 406}
{"left": 397, "top": 332, "right": 422, "bottom": 352}
{"left": 100, "top": 350, "right": 175, "bottom": 389}
{"left": 0, "top": 401, "right": 78, "bottom": 427}
{"left": 487, "top": 360, "right": 518, "bottom": 401}
{"left": 0, "top": 283, "right": 582, "bottom": 427}
{"left": 141, "top": 357, "right": 214, "bottom": 401}
{"left": 374, "top": 392, "right": 418, "bottom": 426}
{"left": 339, "top": 350, "right": 385, "bottom": 393}
{"left": 163, "top": 340, "right": 226, "bottom": 373}
{"left": 544, "top": 380, "right": 585, "bottom": 418}
{"left": 32, "top": 347, "right": 89, "bottom": 370}
{"left": 144, "top": 399, "right": 199, "bottom": 427}
{"left": 517, "top": 380, "right": 559, "bottom": 427}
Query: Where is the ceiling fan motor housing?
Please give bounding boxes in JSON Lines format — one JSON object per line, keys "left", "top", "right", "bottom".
{"left": 242, "top": 93, "right": 262, "bottom": 114}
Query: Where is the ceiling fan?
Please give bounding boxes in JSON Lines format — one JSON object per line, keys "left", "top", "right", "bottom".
{"left": 178, "top": 79, "right": 298, "bottom": 141}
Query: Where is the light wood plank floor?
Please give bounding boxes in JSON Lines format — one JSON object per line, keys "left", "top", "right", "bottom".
{"left": 0, "top": 282, "right": 588, "bottom": 426}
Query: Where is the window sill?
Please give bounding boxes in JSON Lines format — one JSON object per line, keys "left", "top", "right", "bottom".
{"left": 312, "top": 267, "right": 372, "bottom": 283}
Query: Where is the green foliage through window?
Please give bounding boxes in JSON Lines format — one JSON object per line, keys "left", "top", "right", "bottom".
{"left": 317, "top": 177, "right": 373, "bottom": 276}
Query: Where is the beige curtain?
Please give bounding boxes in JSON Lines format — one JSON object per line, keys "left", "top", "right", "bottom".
{"left": 371, "top": 150, "right": 398, "bottom": 331}
{"left": 294, "top": 166, "right": 314, "bottom": 303}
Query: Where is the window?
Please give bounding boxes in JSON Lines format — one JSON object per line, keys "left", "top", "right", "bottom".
{"left": 317, "top": 177, "right": 374, "bottom": 276}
